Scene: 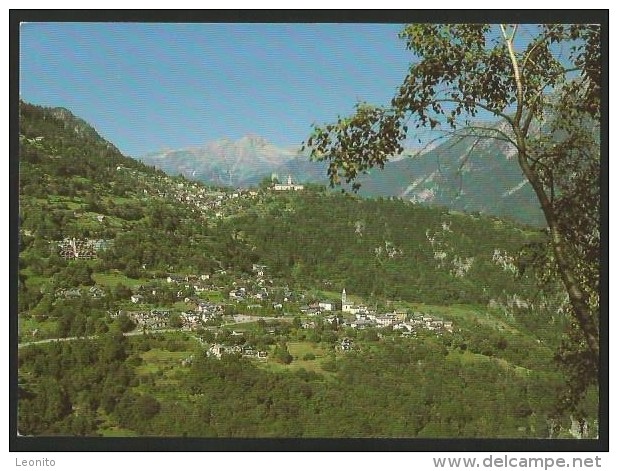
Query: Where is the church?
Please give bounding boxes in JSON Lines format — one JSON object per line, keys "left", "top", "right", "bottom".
{"left": 341, "top": 288, "right": 353, "bottom": 312}
{"left": 341, "top": 288, "right": 368, "bottom": 315}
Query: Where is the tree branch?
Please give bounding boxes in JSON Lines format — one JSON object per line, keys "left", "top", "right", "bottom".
{"left": 432, "top": 98, "right": 514, "bottom": 126}
{"left": 501, "top": 24, "right": 524, "bottom": 127}
{"left": 432, "top": 125, "right": 518, "bottom": 148}
{"left": 521, "top": 29, "right": 559, "bottom": 72}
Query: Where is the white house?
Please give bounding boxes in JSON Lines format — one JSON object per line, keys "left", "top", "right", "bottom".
{"left": 393, "top": 323, "right": 413, "bottom": 331}
{"left": 208, "top": 344, "right": 226, "bottom": 359}
{"left": 375, "top": 316, "right": 397, "bottom": 327}
{"left": 351, "top": 319, "right": 374, "bottom": 329}
{"left": 318, "top": 301, "right": 336, "bottom": 311}
{"left": 167, "top": 275, "right": 187, "bottom": 284}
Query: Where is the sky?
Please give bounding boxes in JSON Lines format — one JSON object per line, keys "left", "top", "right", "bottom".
{"left": 20, "top": 22, "right": 411, "bottom": 157}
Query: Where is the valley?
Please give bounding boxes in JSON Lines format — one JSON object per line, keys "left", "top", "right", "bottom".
{"left": 16, "top": 101, "right": 598, "bottom": 439}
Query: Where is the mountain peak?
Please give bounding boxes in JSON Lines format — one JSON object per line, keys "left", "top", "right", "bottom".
{"left": 239, "top": 134, "right": 270, "bottom": 147}
{"left": 140, "top": 134, "right": 300, "bottom": 187}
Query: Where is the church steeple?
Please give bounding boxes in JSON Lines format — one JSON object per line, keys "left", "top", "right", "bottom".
{"left": 342, "top": 288, "right": 347, "bottom": 305}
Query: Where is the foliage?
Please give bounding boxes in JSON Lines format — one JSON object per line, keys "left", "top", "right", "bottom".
{"left": 19, "top": 333, "right": 588, "bottom": 438}
{"left": 230, "top": 191, "right": 541, "bottom": 306}
{"left": 18, "top": 338, "right": 135, "bottom": 436}
{"left": 273, "top": 342, "right": 293, "bottom": 364}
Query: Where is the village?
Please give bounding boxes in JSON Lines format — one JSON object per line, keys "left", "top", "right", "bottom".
{"left": 49, "top": 172, "right": 311, "bottom": 264}
{"left": 118, "top": 167, "right": 306, "bottom": 221}
{"left": 29, "top": 171, "right": 458, "bottom": 363}
{"left": 28, "top": 245, "right": 460, "bottom": 360}
{"left": 101, "top": 262, "right": 456, "bottom": 362}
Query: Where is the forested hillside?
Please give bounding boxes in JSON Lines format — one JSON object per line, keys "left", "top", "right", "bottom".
{"left": 228, "top": 190, "right": 540, "bottom": 305}
{"left": 17, "top": 101, "right": 597, "bottom": 438}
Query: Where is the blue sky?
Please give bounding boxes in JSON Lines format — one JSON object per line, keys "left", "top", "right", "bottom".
{"left": 20, "top": 22, "right": 411, "bottom": 157}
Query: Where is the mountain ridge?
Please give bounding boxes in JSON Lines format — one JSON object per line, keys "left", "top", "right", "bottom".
{"left": 139, "top": 133, "right": 545, "bottom": 226}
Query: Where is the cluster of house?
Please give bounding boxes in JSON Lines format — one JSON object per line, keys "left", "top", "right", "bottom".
{"left": 207, "top": 343, "right": 268, "bottom": 360}
{"left": 158, "top": 180, "right": 264, "bottom": 219}
{"left": 349, "top": 312, "right": 404, "bottom": 329}
{"left": 119, "top": 167, "right": 266, "bottom": 221}
{"left": 55, "top": 237, "right": 110, "bottom": 260}
{"left": 131, "top": 272, "right": 227, "bottom": 302}
{"left": 195, "top": 302, "right": 226, "bottom": 324}
{"left": 393, "top": 314, "right": 454, "bottom": 334}
{"left": 345, "top": 311, "right": 453, "bottom": 334}
{"left": 298, "top": 310, "right": 453, "bottom": 334}
{"left": 117, "top": 309, "right": 172, "bottom": 330}
{"left": 56, "top": 285, "right": 106, "bottom": 299}
{"left": 228, "top": 265, "right": 296, "bottom": 307}
{"left": 166, "top": 273, "right": 211, "bottom": 285}
{"left": 116, "top": 301, "right": 226, "bottom": 331}
{"left": 229, "top": 286, "right": 272, "bottom": 302}
{"left": 339, "top": 337, "right": 353, "bottom": 351}
{"left": 300, "top": 289, "right": 455, "bottom": 335}
{"left": 163, "top": 267, "right": 279, "bottom": 305}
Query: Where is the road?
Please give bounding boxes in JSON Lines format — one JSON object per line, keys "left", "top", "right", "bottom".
{"left": 17, "top": 329, "right": 179, "bottom": 349}
{"left": 18, "top": 314, "right": 283, "bottom": 349}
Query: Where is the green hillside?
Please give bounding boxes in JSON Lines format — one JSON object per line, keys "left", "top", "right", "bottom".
{"left": 17, "top": 101, "right": 597, "bottom": 438}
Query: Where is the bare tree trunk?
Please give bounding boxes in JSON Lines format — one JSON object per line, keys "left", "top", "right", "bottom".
{"left": 502, "top": 23, "right": 599, "bottom": 363}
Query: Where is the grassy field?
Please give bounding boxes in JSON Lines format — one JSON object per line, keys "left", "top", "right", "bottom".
{"left": 47, "top": 195, "right": 83, "bottom": 209}
{"left": 201, "top": 290, "right": 224, "bottom": 302}
{"left": 92, "top": 271, "right": 149, "bottom": 288}
{"left": 258, "top": 341, "right": 336, "bottom": 377}
{"left": 135, "top": 348, "right": 196, "bottom": 376}
{"left": 18, "top": 316, "right": 59, "bottom": 341}
{"left": 131, "top": 338, "right": 203, "bottom": 404}
{"left": 447, "top": 349, "right": 531, "bottom": 377}
{"left": 172, "top": 301, "right": 193, "bottom": 311}
{"left": 134, "top": 348, "right": 195, "bottom": 399}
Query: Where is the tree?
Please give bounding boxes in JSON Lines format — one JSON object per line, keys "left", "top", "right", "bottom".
{"left": 259, "top": 176, "right": 276, "bottom": 190}
{"left": 116, "top": 312, "right": 137, "bottom": 333}
{"left": 304, "top": 23, "right": 601, "bottom": 403}
{"left": 273, "top": 342, "right": 293, "bottom": 364}
{"left": 112, "top": 283, "right": 133, "bottom": 301}
{"left": 168, "top": 313, "right": 184, "bottom": 329}
{"left": 99, "top": 329, "right": 128, "bottom": 363}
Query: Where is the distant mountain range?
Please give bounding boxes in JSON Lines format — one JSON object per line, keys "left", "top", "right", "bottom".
{"left": 139, "top": 133, "right": 545, "bottom": 226}
{"left": 139, "top": 135, "right": 305, "bottom": 188}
